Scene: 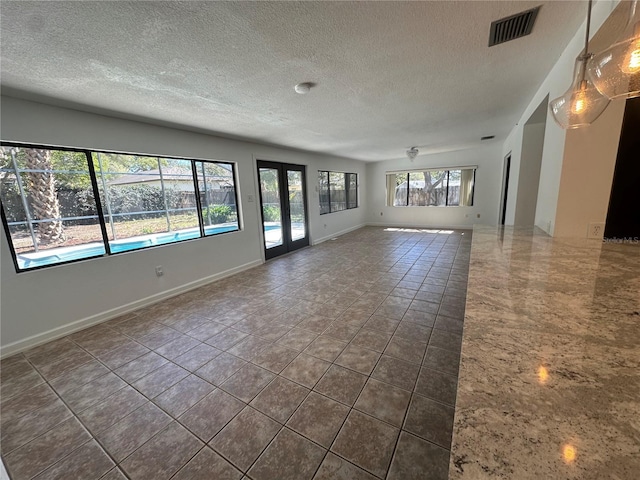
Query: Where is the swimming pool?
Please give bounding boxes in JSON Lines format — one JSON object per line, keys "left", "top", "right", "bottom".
{"left": 17, "top": 224, "right": 241, "bottom": 269}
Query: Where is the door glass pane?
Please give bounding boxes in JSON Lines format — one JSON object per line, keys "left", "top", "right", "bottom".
{"left": 259, "top": 167, "right": 283, "bottom": 249}
{"left": 287, "top": 170, "right": 306, "bottom": 242}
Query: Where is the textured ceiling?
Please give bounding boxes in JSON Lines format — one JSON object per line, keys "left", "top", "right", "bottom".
{"left": 0, "top": 1, "right": 586, "bottom": 161}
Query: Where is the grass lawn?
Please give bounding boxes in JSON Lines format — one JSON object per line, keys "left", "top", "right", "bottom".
{"left": 11, "top": 212, "right": 210, "bottom": 254}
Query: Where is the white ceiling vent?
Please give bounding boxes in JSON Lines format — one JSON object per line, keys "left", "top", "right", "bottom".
{"left": 489, "top": 6, "right": 541, "bottom": 47}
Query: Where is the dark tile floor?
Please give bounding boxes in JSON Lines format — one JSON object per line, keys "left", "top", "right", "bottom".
{"left": 0, "top": 226, "right": 470, "bottom": 480}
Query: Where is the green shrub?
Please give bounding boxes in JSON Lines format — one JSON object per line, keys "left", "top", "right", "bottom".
{"left": 203, "top": 204, "right": 234, "bottom": 223}
{"left": 262, "top": 205, "right": 280, "bottom": 222}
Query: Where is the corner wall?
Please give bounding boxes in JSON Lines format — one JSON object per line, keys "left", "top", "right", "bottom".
{"left": 501, "top": 0, "right": 625, "bottom": 236}
{"left": 365, "top": 144, "right": 503, "bottom": 229}
{"left": 0, "top": 96, "right": 367, "bottom": 355}
{"left": 514, "top": 122, "right": 545, "bottom": 226}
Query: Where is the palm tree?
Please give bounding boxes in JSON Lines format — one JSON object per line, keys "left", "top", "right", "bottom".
{"left": 24, "top": 148, "right": 64, "bottom": 244}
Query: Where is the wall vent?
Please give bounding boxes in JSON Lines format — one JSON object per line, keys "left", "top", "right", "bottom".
{"left": 489, "top": 6, "right": 541, "bottom": 47}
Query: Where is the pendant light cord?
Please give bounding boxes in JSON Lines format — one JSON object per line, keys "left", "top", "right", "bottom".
{"left": 579, "top": 0, "right": 594, "bottom": 84}
{"left": 584, "top": 0, "right": 592, "bottom": 54}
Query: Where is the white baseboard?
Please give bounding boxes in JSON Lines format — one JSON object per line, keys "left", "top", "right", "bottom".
{"left": 0, "top": 259, "right": 262, "bottom": 358}
{"left": 312, "top": 223, "right": 366, "bottom": 245}
{"left": 365, "top": 221, "right": 473, "bottom": 230}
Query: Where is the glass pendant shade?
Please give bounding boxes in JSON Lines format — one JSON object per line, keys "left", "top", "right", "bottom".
{"left": 550, "top": 56, "right": 611, "bottom": 129}
{"left": 588, "top": 0, "right": 640, "bottom": 99}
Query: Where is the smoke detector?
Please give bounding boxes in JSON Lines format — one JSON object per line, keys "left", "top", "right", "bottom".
{"left": 406, "top": 147, "right": 419, "bottom": 161}
{"left": 294, "top": 82, "right": 313, "bottom": 94}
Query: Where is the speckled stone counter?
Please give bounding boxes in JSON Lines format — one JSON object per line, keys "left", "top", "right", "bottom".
{"left": 450, "top": 226, "right": 640, "bottom": 480}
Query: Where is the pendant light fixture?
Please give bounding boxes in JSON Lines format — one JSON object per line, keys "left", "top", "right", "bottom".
{"left": 588, "top": 0, "right": 640, "bottom": 99}
{"left": 550, "top": 0, "right": 610, "bottom": 129}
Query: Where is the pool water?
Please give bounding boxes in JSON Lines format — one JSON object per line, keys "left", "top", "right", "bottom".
{"left": 17, "top": 224, "right": 240, "bottom": 269}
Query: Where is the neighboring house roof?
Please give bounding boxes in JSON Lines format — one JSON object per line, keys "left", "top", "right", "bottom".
{"left": 107, "top": 167, "right": 230, "bottom": 186}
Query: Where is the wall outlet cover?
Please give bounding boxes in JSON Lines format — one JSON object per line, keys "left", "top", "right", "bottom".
{"left": 587, "top": 222, "right": 605, "bottom": 239}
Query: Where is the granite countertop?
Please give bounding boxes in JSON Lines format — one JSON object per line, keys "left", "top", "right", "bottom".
{"left": 450, "top": 226, "right": 640, "bottom": 480}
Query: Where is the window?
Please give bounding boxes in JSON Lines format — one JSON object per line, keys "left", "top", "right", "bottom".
{"left": 386, "top": 167, "right": 475, "bottom": 207}
{"left": 346, "top": 173, "right": 358, "bottom": 209}
{"left": 0, "top": 143, "right": 240, "bottom": 271}
{"left": 319, "top": 171, "right": 330, "bottom": 214}
{"left": 0, "top": 146, "right": 105, "bottom": 269}
{"left": 318, "top": 171, "right": 358, "bottom": 214}
{"left": 194, "top": 161, "right": 238, "bottom": 236}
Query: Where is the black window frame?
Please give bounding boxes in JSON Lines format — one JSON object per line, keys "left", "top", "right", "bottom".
{"left": 387, "top": 167, "right": 476, "bottom": 207}
{"left": 0, "top": 141, "right": 241, "bottom": 273}
{"left": 319, "top": 170, "right": 358, "bottom": 215}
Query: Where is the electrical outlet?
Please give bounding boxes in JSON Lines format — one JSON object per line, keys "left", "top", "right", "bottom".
{"left": 155, "top": 266, "right": 164, "bottom": 277}
{"left": 587, "top": 222, "right": 605, "bottom": 239}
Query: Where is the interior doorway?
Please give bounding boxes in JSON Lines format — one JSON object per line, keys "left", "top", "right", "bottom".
{"left": 257, "top": 160, "right": 309, "bottom": 260}
{"left": 500, "top": 153, "right": 511, "bottom": 225}
{"left": 513, "top": 95, "right": 548, "bottom": 226}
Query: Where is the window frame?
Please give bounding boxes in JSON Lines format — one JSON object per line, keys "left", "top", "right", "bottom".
{"left": 386, "top": 167, "right": 476, "bottom": 207}
{"left": 318, "top": 170, "right": 358, "bottom": 215}
{"left": 0, "top": 141, "right": 241, "bottom": 273}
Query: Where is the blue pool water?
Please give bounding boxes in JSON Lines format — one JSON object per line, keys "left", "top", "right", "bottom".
{"left": 18, "top": 224, "right": 240, "bottom": 269}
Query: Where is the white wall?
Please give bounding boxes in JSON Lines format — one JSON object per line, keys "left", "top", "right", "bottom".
{"left": 514, "top": 122, "right": 545, "bottom": 226}
{"left": 554, "top": 98, "right": 626, "bottom": 237}
{"left": 0, "top": 96, "right": 367, "bottom": 355}
{"left": 502, "top": 0, "right": 625, "bottom": 236}
{"left": 365, "top": 144, "right": 503, "bottom": 229}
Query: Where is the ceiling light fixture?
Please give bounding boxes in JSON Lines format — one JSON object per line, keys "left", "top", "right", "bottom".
{"left": 550, "top": 0, "right": 610, "bottom": 129}
{"left": 406, "top": 147, "right": 419, "bottom": 161}
{"left": 294, "top": 82, "right": 313, "bottom": 94}
{"left": 588, "top": 0, "right": 640, "bottom": 99}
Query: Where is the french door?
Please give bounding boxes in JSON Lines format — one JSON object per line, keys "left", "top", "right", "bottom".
{"left": 257, "top": 161, "right": 309, "bottom": 260}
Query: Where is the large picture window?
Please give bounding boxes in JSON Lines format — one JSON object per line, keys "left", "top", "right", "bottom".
{"left": 319, "top": 171, "right": 358, "bottom": 214}
{"left": 386, "top": 167, "right": 475, "bottom": 207}
{"left": 0, "top": 143, "right": 240, "bottom": 271}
